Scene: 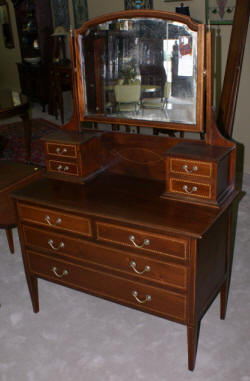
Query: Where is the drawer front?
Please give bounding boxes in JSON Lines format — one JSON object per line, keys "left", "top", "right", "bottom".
{"left": 48, "top": 160, "right": 79, "bottom": 176}
{"left": 170, "top": 158, "right": 212, "bottom": 178}
{"left": 17, "top": 203, "right": 92, "bottom": 237}
{"left": 96, "top": 222, "right": 188, "bottom": 261}
{"left": 169, "top": 178, "right": 212, "bottom": 199}
{"left": 22, "top": 226, "right": 187, "bottom": 290}
{"left": 27, "top": 251, "right": 186, "bottom": 322}
{"left": 46, "top": 142, "right": 77, "bottom": 158}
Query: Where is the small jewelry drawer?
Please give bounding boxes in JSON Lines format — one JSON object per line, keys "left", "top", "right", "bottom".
{"left": 45, "top": 142, "right": 77, "bottom": 158}
{"left": 96, "top": 221, "right": 188, "bottom": 261}
{"left": 48, "top": 160, "right": 79, "bottom": 176}
{"left": 22, "top": 226, "right": 187, "bottom": 290}
{"left": 17, "top": 203, "right": 92, "bottom": 236}
{"left": 170, "top": 158, "right": 212, "bottom": 178}
{"left": 27, "top": 251, "right": 186, "bottom": 322}
{"left": 169, "top": 178, "right": 211, "bottom": 199}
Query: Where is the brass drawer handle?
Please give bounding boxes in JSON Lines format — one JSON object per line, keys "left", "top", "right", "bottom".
{"left": 130, "top": 260, "right": 150, "bottom": 275}
{"left": 64, "top": 166, "right": 69, "bottom": 172}
{"left": 183, "top": 164, "right": 198, "bottom": 174}
{"left": 129, "top": 235, "right": 150, "bottom": 249}
{"left": 182, "top": 185, "right": 198, "bottom": 194}
{"left": 132, "top": 290, "right": 151, "bottom": 304}
{"left": 51, "top": 266, "right": 68, "bottom": 278}
{"left": 57, "top": 164, "right": 63, "bottom": 171}
{"left": 56, "top": 147, "right": 67, "bottom": 155}
{"left": 48, "top": 239, "right": 64, "bottom": 251}
{"left": 44, "top": 215, "right": 62, "bottom": 226}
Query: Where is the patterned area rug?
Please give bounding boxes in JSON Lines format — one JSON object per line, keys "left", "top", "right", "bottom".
{"left": 0, "top": 118, "right": 59, "bottom": 166}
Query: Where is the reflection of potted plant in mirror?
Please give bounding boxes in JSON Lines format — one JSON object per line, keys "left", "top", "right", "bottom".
{"left": 118, "top": 62, "right": 138, "bottom": 84}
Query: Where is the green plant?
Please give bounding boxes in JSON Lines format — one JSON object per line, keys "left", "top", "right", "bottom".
{"left": 118, "top": 62, "right": 137, "bottom": 84}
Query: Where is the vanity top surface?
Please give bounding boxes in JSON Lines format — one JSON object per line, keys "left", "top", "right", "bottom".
{"left": 11, "top": 173, "right": 237, "bottom": 239}
{"left": 40, "top": 130, "right": 103, "bottom": 144}
{"left": 166, "top": 141, "right": 234, "bottom": 161}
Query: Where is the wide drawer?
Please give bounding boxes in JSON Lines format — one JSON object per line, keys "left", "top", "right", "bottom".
{"left": 48, "top": 160, "right": 79, "bottom": 176}
{"left": 22, "top": 226, "right": 187, "bottom": 290}
{"left": 27, "top": 250, "right": 186, "bottom": 322}
{"left": 170, "top": 158, "right": 212, "bottom": 178}
{"left": 45, "top": 142, "right": 77, "bottom": 158}
{"left": 169, "top": 178, "right": 212, "bottom": 199}
{"left": 17, "top": 203, "right": 92, "bottom": 236}
{"left": 96, "top": 221, "right": 188, "bottom": 261}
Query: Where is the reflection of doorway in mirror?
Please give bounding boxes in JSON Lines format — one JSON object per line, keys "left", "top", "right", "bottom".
{"left": 178, "top": 37, "right": 193, "bottom": 77}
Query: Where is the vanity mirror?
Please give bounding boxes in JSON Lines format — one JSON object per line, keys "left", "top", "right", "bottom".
{"left": 74, "top": 10, "right": 205, "bottom": 133}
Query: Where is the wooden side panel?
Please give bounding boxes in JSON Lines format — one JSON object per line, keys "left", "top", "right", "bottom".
{"left": 195, "top": 212, "right": 228, "bottom": 319}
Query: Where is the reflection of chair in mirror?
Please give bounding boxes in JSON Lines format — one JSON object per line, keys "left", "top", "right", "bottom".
{"left": 140, "top": 64, "right": 166, "bottom": 99}
{"left": 141, "top": 81, "right": 171, "bottom": 116}
{"left": 114, "top": 83, "right": 141, "bottom": 114}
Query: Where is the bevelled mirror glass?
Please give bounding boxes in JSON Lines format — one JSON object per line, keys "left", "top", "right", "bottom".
{"left": 75, "top": 11, "right": 205, "bottom": 133}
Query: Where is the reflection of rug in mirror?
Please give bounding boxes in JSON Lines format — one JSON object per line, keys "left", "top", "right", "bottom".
{"left": 0, "top": 118, "right": 59, "bottom": 166}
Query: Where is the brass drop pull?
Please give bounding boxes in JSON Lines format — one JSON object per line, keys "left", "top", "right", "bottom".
{"left": 182, "top": 185, "right": 198, "bottom": 194}
{"left": 64, "top": 165, "right": 69, "bottom": 172}
{"left": 129, "top": 235, "right": 150, "bottom": 248}
{"left": 48, "top": 239, "right": 64, "bottom": 251}
{"left": 183, "top": 164, "right": 198, "bottom": 174}
{"left": 132, "top": 290, "right": 151, "bottom": 304}
{"left": 57, "top": 165, "right": 63, "bottom": 171}
{"left": 51, "top": 267, "right": 68, "bottom": 278}
{"left": 44, "top": 215, "right": 62, "bottom": 227}
{"left": 130, "top": 260, "right": 150, "bottom": 275}
{"left": 56, "top": 147, "right": 67, "bottom": 155}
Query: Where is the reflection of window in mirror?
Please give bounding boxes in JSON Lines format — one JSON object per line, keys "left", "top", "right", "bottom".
{"left": 0, "top": 0, "right": 14, "bottom": 48}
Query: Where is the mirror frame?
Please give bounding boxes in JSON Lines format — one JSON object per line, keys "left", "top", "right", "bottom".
{"left": 74, "top": 10, "right": 205, "bottom": 133}
{"left": 0, "top": 0, "right": 14, "bottom": 49}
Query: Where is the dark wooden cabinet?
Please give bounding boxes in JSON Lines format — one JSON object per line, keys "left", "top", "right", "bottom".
{"left": 17, "top": 62, "right": 49, "bottom": 109}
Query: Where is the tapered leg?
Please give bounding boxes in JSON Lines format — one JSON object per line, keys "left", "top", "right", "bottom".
{"left": 25, "top": 273, "right": 39, "bottom": 313}
{"left": 220, "top": 280, "right": 228, "bottom": 320}
{"left": 5, "top": 228, "right": 14, "bottom": 254}
{"left": 220, "top": 208, "right": 233, "bottom": 320}
{"left": 187, "top": 322, "right": 201, "bottom": 371}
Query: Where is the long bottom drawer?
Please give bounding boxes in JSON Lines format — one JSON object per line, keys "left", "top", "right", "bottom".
{"left": 27, "top": 250, "right": 186, "bottom": 323}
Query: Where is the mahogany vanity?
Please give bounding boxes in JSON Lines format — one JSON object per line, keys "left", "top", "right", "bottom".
{"left": 12, "top": 10, "right": 239, "bottom": 371}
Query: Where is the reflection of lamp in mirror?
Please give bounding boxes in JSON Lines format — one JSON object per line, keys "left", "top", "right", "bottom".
{"left": 51, "top": 26, "right": 69, "bottom": 64}
{"left": 176, "top": 2, "right": 190, "bottom": 16}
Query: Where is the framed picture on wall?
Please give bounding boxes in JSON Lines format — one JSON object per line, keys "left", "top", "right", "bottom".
{"left": 51, "top": 0, "right": 70, "bottom": 28}
{"left": 73, "top": 0, "right": 88, "bottom": 28}
{"left": 124, "top": 0, "right": 153, "bottom": 9}
{"left": 206, "top": 0, "right": 236, "bottom": 25}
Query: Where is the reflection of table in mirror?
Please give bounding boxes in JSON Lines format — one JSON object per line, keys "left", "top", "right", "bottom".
{"left": 0, "top": 89, "right": 31, "bottom": 161}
